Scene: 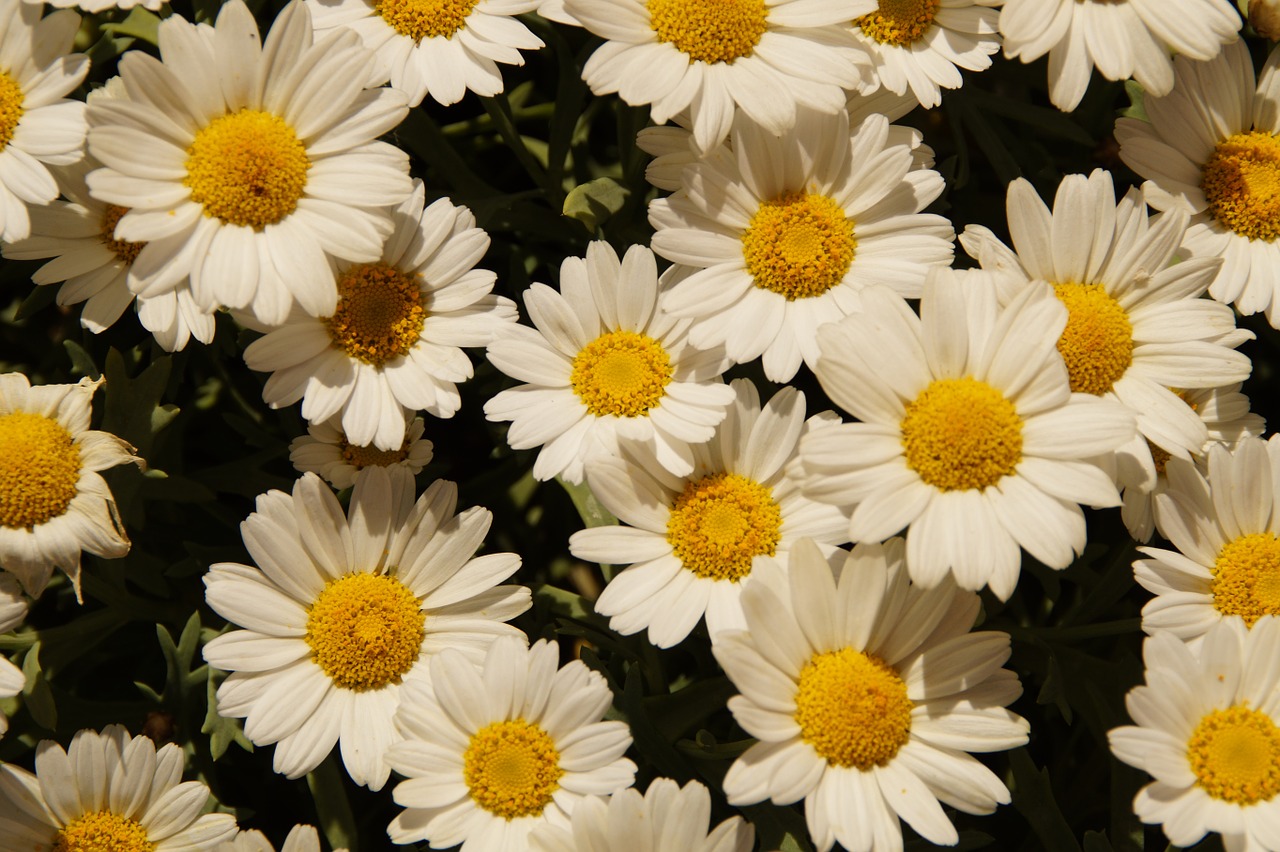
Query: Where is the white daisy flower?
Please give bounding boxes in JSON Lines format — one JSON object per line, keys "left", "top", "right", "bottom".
{"left": 219, "top": 825, "right": 345, "bottom": 852}
{"left": 563, "top": 0, "right": 874, "bottom": 152}
{"left": 529, "top": 777, "right": 754, "bottom": 852}
{"left": 1000, "top": 0, "right": 1239, "bottom": 111}
{"left": 85, "top": 0, "right": 413, "bottom": 326}
{"left": 306, "top": 0, "right": 544, "bottom": 108}
{"left": 0, "top": 0, "right": 88, "bottom": 244}
{"left": 386, "top": 636, "right": 637, "bottom": 850}
{"left": 715, "top": 538, "right": 1028, "bottom": 852}
{"left": 0, "top": 373, "right": 140, "bottom": 599}
{"left": 798, "top": 270, "right": 1135, "bottom": 599}
{"left": 484, "top": 242, "right": 736, "bottom": 484}
{"left": 245, "top": 181, "right": 516, "bottom": 450}
{"left": 201, "top": 469, "right": 531, "bottom": 791}
{"left": 289, "top": 415, "right": 433, "bottom": 490}
{"left": 651, "top": 107, "right": 953, "bottom": 381}
{"left": 569, "top": 379, "right": 848, "bottom": 647}
{"left": 1116, "top": 40, "right": 1280, "bottom": 326}
{"left": 1109, "top": 616, "right": 1280, "bottom": 851}
{"left": 0, "top": 573, "right": 28, "bottom": 738}
{"left": 0, "top": 724, "right": 237, "bottom": 851}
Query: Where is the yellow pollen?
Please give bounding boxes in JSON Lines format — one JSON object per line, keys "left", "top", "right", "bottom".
{"left": 856, "top": 0, "right": 941, "bottom": 46}
{"left": 464, "top": 719, "right": 563, "bottom": 819}
{"left": 325, "top": 264, "right": 426, "bottom": 367}
{"left": 1202, "top": 131, "right": 1280, "bottom": 242}
{"left": 1147, "top": 440, "right": 1172, "bottom": 475}
{"left": 184, "top": 109, "right": 309, "bottom": 229}
{"left": 570, "top": 330, "right": 673, "bottom": 417}
{"left": 1051, "top": 282, "right": 1133, "bottom": 395}
{"left": 900, "top": 377, "right": 1023, "bottom": 492}
{"left": 340, "top": 437, "right": 410, "bottom": 470}
{"left": 0, "top": 71, "right": 23, "bottom": 152}
{"left": 100, "top": 205, "right": 146, "bottom": 266}
{"left": 666, "top": 472, "right": 782, "bottom": 581}
{"left": 1187, "top": 705, "right": 1280, "bottom": 804}
{"left": 53, "top": 811, "right": 155, "bottom": 852}
{"left": 0, "top": 412, "right": 82, "bottom": 530}
{"left": 647, "top": 0, "right": 769, "bottom": 64}
{"left": 1211, "top": 533, "right": 1280, "bottom": 627}
{"left": 375, "top": 0, "right": 480, "bottom": 41}
{"left": 794, "top": 647, "right": 912, "bottom": 768}
{"left": 305, "top": 572, "right": 424, "bottom": 691}
{"left": 741, "top": 192, "right": 856, "bottom": 300}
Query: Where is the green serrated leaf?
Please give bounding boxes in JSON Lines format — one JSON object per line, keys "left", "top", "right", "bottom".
{"left": 99, "top": 6, "right": 161, "bottom": 45}
{"left": 563, "top": 177, "right": 631, "bottom": 232}
{"left": 1121, "top": 80, "right": 1147, "bottom": 122}
{"left": 307, "top": 753, "right": 359, "bottom": 852}
{"left": 203, "top": 670, "right": 253, "bottom": 761}
{"left": 1009, "top": 748, "right": 1082, "bottom": 852}
{"left": 21, "top": 643, "right": 57, "bottom": 731}
{"left": 64, "top": 340, "right": 102, "bottom": 380}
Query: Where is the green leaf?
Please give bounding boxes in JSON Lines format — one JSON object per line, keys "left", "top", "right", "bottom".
{"left": 307, "top": 753, "right": 358, "bottom": 852}
{"left": 99, "top": 7, "right": 161, "bottom": 45}
{"left": 558, "top": 477, "right": 617, "bottom": 529}
{"left": 1084, "top": 831, "right": 1116, "bottom": 852}
{"left": 202, "top": 669, "right": 253, "bottom": 761}
{"left": 64, "top": 340, "right": 101, "bottom": 380}
{"left": 563, "top": 178, "right": 631, "bottom": 232}
{"left": 21, "top": 643, "right": 57, "bottom": 731}
{"left": 1121, "top": 80, "right": 1147, "bottom": 122}
{"left": 101, "top": 348, "right": 174, "bottom": 461}
{"left": 1009, "top": 748, "right": 1082, "bottom": 852}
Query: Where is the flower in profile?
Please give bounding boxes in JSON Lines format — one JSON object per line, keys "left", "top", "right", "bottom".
{"left": 86, "top": 0, "right": 412, "bottom": 326}
{"left": 386, "top": 636, "right": 637, "bottom": 850}
{"left": 485, "top": 242, "right": 736, "bottom": 484}
{"left": 289, "top": 415, "right": 433, "bottom": 490}
{"left": 0, "top": 724, "right": 238, "bottom": 851}
{"left": 715, "top": 538, "right": 1028, "bottom": 852}
{"left": 0, "top": 573, "right": 28, "bottom": 738}
{"left": 1109, "top": 616, "right": 1280, "bottom": 851}
{"left": 219, "top": 825, "right": 344, "bottom": 852}
{"left": 202, "top": 469, "right": 530, "bottom": 790}
{"left": 0, "top": 373, "right": 140, "bottom": 599}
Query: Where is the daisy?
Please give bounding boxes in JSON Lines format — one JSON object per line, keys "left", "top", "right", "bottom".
{"left": 650, "top": 107, "right": 953, "bottom": 382}
{"left": 201, "top": 468, "right": 530, "bottom": 790}
{"left": 85, "top": 0, "right": 413, "bottom": 326}
{"left": 563, "top": 0, "right": 874, "bottom": 152}
{"left": 0, "top": 724, "right": 238, "bottom": 851}
{"left": 1116, "top": 40, "right": 1280, "bottom": 326}
{"left": 0, "top": 373, "right": 140, "bottom": 599}
{"left": 798, "top": 270, "right": 1135, "bottom": 599}
{"left": 306, "top": 0, "right": 544, "bottom": 108}
{"left": 1109, "top": 616, "right": 1280, "bottom": 851}
{"left": 289, "top": 415, "right": 433, "bottom": 490}
{"left": 245, "top": 181, "right": 516, "bottom": 450}
{"left": 386, "top": 636, "right": 637, "bottom": 850}
{"left": 484, "top": 242, "right": 736, "bottom": 484}
{"left": 715, "top": 538, "right": 1029, "bottom": 852}
{"left": 0, "top": 0, "right": 89, "bottom": 244}
{"left": 1000, "top": 0, "right": 1239, "bottom": 111}
{"left": 528, "top": 777, "right": 754, "bottom": 852}
{"left": 219, "top": 825, "right": 343, "bottom": 852}
{"left": 569, "top": 378, "right": 848, "bottom": 647}
{"left": 0, "top": 573, "right": 28, "bottom": 738}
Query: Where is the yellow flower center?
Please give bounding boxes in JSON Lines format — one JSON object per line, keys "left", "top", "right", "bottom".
{"left": 647, "top": 0, "right": 769, "bottom": 64}
{"left": 1211, "top": 533, "right": 1280, "bottom": 627}
{"left": 184, "top": 109, "right": 310, "bottom": 229}
{"left": 1051, "top": 282, "right": 1133, "bottom": 396}
{"left": 665, "top": 472, "right": 782, "bottom": 581}
{"left": 1147, "top": 390, "right": 1197, "bottom": 475}
{"left": 0, "top": 71, "right": 24, "bottom": 152}
{"left": 52, "top": 811, "right": 155, "bottom": 852}
{"left": 464, "top": 719, "right": 563, "bottom": 819}
{"left": 375, "top": 0, "right": 480, "bottom": 41}
{"left": 900, "top": 377, "right": 1023, "bottom": 492}
{"left": 340, "top": 437, "right": 410, "bottom": 470}
{"left": 1202, "top": 131, "right": 1280, "bottom": 242}
{"left": 325, "top": 264, "right": 427, "bottom": 367}
{"left": 570, "top": 330, "right": 673, "bottom": 418}
{"left": 741, "top": 192, "right": 857, "bottom": 300}
{"left": 100, "top": 205, "right": 146, "bottom": 266}
{"left": 0, "top": 412, "right": 82, "bottom": 530}
{"left": 1187, "top": 705, "right": 1280, "bottom": 804}
{"left": 305, "top": 572, "right": 425, "bottom": 691}
{"left": 856, "top": 0, "right": 941, "bottom": 46}
{"left": 793, "top": 647, "right": 913, "bottom": 768}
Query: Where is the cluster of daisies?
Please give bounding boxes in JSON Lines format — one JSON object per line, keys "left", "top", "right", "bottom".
{"left": 3, "top": 0, "right": 1280, "bottom": 849}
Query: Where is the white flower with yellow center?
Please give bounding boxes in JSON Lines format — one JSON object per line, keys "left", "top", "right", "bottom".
{"left": 563, "top": 0, "right": 874, "bottom": 152}
{"left": 306, "top": 0, "right": 544, "bottom": 108}
{"left": 851, "top": 0, "right": 1002, "bottom": 109}
{"left": 245, "top": 182, "right": 516, "bottom": 451}
{"left": 715, "top": 538, "right": 1028, "bottom": 852}
{"left": 0, "top": 373, "right": 139, "bottom": 600}
{"left": 651, "top": 107, "right": 953, "bottom": 382}
{"left": 201, "top": 469, "right": 530, "bottom": 790}
{"left": 799, "top": 271, "right": 1135, "bottom": 599}
{"left": 386, "top": 636, "right": 637, "bottom": 850}
{"left": 0, "top": 0, "right": 88, "bottom": 244}
{"left": 218, "top": 825, "right": 343, "bottom": 852}
{"left": 1109, "top": 616, "right": 1280, "bottom": 851}
{"left": 85, "top": 0, "right": 413, "bottom": 327}
{"left": 1000, "top": 0, "right": 1238, "bottom": 111}
{"left": 1116, "top": 40, "right": 1280, "bottom": 327}
{"left": 0, "top": 573, "right": 28, "bottom": 738}
{"left": 0, "top": 724, "right": 237, "bottom": 852}
{"left": 289, "top": 415, "right": 434, "bottom": 490}
{"left": 484, "top": 242, "right": 736, "bottom": 484}
{"left": 569, "top": 379, "right": 847, "bottom": 647}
